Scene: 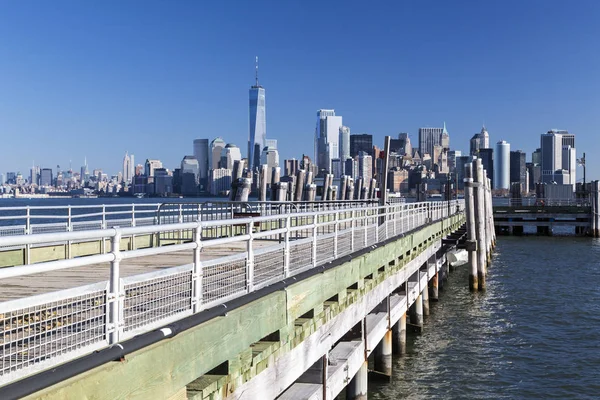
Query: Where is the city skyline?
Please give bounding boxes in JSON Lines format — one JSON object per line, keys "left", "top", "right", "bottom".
{"left": 0, "top": 2, "right": 598, "bottom": 180}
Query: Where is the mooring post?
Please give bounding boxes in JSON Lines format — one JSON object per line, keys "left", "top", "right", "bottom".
{"left": 464, "top": 162, "right": 478, "bottom": 291}
{"left": 295, "top": 170, "right": 306, "bottom": 202}
{"left": 473, "top": 159, "right": 486, "bottom": 290}
{"left": 346, "top": 360, "right": 368, "bottom": 400}
{"left": 355, "top": 178, "right": 363, "bottom": 201}
{"left": 596, "top": 181, "right": 600, "bottom": 237}
{"left": 322, "top": 172, "right": 331, "bottom": 201}
{"left": 482, "top": 170, "right": 492, "bottom": 262}
{"left": 392, "top": 312, "right": 407, "bottom": 355}
{"left": 258, "top": 165, "right": 268, "bottom": 202}
{"left": 340, "top": 175, "right": 348, "bottom": 201}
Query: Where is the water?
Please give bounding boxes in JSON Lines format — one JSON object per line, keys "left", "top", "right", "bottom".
{"left": 370, "top": 236, "right": 600, "bottom": 399}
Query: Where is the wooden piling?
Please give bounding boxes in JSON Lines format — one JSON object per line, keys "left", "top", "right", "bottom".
{"left": 234, "top": 177, "right": 251, "bottom": 201}
{"left": 258, "top": 165, "right": 268, "bottom": 202}
{"left": 464, "top": 162, "right": 478, "bottom": 291}
{"left": 340, "top": 176, "right": 348, "bottom": 201}
{"left": 355, "top": 178, "right": 363, "bottom": 201}
{"left": 595, "top": 181, "right": 600, "bottom": 237}
{"left": 473, "top": 159, "right": 486, "bottom": 290}
{"left": 322, "top": 173, "right": 331, "bottom": 201}
{"left": 270, "top": 167, "right": 281, "bottom": 201}
{"left": 346, "top": 178, "right": 355, "bottom": 201}
{"left": 295, "top": 170, "right": 305, "bottom": 202}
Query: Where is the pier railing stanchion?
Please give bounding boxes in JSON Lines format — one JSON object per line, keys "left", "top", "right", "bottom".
{"left": 108, "top": 229, "right": 122, "bottom": 345}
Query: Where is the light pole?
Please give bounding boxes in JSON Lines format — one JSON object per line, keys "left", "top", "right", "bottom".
{"left": 577, "top": 152, "right": 586, "bottom": 199}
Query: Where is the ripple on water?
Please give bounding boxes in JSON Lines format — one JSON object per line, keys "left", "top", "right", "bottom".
{"left": 369, "top": 237, "right": 600, "bottom": 400}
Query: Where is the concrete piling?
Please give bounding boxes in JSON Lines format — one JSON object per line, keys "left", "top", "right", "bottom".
{"left": 473, "top": 159, "right": 486, "bottom": 291}
{"left": 392, "top": 313, "right": 407, "bottom": 355}
{"left": 373, "top": 330, "right": 392, "bottom": 377}
{"left": 421, "top": 286, "right": 429, "bottom": 316}
{"left": 346, "top": 360, "right": 368, "bottom": 400}
{"left": 409, "top": 293, "right": 424, "bottom": 330}
{"left": 430, "top": 272, "right": 439, "bottom": 301}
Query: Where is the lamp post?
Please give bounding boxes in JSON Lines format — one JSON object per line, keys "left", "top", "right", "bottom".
{"left": 577, "top": 152, "right": 586, "bottom": 200}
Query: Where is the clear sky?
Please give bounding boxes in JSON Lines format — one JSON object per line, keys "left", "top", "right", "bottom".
{"left": 1, "top": 1, "right": 599, "bottom": 180}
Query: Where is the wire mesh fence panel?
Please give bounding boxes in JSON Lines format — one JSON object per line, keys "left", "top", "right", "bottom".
{"left": 316, "top": 234, "right": 335, "bottom": 265}
{"left": 0, "top": 282, "right": 108, "bottom": 385}
{"left": 366, "top": 225, "right": 377, "bottom": 247}
{"left": 202, "top": 254, "right": 247, "bottom": 306}
{"left": 0, "top": 226, "right": 26, "bottom": 237}
{"left": 122, "top": 266, "right": 193, "bottom": 336}
{"left": 336, "top": 230, "right": 352, "bottom": 257}
{"left": 377, "top": 223, "right": 387, "bottom": 242}
{"left": 353, "top": 226, "right": 366, "bottom": 250}
{"left": 135, "top": 217, "right": 156, "bottom": 227}
{"left": 253, "top": 245, "right": 285, "bottom": 289}
{"left": 106, "top": 219, "right": 133, "bottom": 228}
{"left": 30, "top": 223, "right": 68, "bottom": 235}
{"left": 71, "top": 221, "right": 103, "bottom": 232}
{"left": 288, "top": 238, "right": 313, "bottom": 274}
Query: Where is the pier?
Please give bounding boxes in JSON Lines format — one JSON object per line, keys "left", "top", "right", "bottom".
{"left": 0, "top": 186, "right": 495, "bottom": 399}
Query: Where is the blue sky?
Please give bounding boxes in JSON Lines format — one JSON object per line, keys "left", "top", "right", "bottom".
{"left": 1, "top": 1, "right": 599, "bottom": 180}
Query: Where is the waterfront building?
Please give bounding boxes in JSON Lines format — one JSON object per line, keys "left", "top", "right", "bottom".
{"left": 210, "top": 168, "right": 232, "bottom": 196}
{"left": 193, "top": 139, "right": 209, "bottom": 186}
{"left": 541, "top": 130, "right": 576, "bottom": 185}
{"left": 221, "top": 144, "right": 242, "bottom": 170}
{"left": 30, "top": 166, "right": 40, "bottom": 186}
{"left": 315, "top": 109, "right": 343, "bottom": 173}
{"left": 249, "top": 59, "right": 266, "bottom": 171}
{"left": 153, "top": 168, "right": 172, "bottom": 195}
{"left": 510, "top": 150, "right": 527, "bottom": 191}
{"left": 180, "top": 156, "right": 200, "bottom": 196}
{"left": 144, "top": 159, "right": 163, "bottom": 178}
{"left": 339, "top": 126, "right": 350, "bottom": 162}
{"left": 495, "top": 141, "right": 510, "bottom": 190}
{"left": 209, "top": 137, "right": 226, "bottom": 171}
{"left": 40, "top": 168, "right": 53, "bottom": 187}
{"left": 350, "top": 134, "right": 373, "bottom": 158}
{"left": 6, "top": 172, "right": 16, "bottom": 185}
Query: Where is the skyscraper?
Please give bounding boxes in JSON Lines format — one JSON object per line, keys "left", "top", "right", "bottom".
{"left": 122, "top": 152, "right": 134, "bottom": 184}
{"left": 180, "top": 156, "right": 200, "bottom": 195}
{"left": 494, "top": 141, "right": 510, "bottom": 190}
{"left": 418, "top": 123, "right": 447, "bottom": 158}
{"left": 209, "top": 137, "right": 226, "bottom": 170}
{"left": 193, "top": 139, "right": 209, "bottom": 185}
{"left": 248, "top": 57, "right": 266, "bottom": 171}
{"left": 470, "top": 125, "right": 490, "bottom": 156}
{"left": 350, "top": 134, "right": 373, "bottom": 158}
{"left": 339, "top": 126, "right": 350, "bottom": 161}
{"left": 479, "top": 149, "right": 494, "bottom": 189}
{"left": 221, "top": 144, "right": 242, "bottom": 170}
{"left": 510, "top": 150, "right": 527, "bottom": 190}
{"left": 541, "top": 130, "right": 576, "bottom": 184}
{"left": 315, "top": 109, "right": 343, "bottom": 173}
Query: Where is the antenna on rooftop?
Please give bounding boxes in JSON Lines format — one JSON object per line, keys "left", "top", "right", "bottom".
{"left": 255, "top": 56, "right": 259, "bottom": 86}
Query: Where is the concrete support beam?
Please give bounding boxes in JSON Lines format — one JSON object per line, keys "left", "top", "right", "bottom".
{"left": 409, "top": 292, "right": 423, "bottom": 330}
{"left": 421, "top": 285, "right": 430, "bottom": 316}
{"left": 430, "top": 272, "right": 439, "bottom": 301}
{"left": 373, "top": 330, "right": 392, "bottom": 377}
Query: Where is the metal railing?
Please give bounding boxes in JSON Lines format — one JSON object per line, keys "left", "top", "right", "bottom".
{"left": 497, "top": 198, "right": 591, "bottom": 207}
{"left": 0, "top": 200, "right": 463, "bottom": 386}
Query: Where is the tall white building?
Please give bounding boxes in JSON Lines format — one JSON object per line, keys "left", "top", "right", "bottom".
{"left": 494, "top": 141, "right": 510, "bottom": 189}
{"left": 339, "top": 125, "right": 350, "bottom": 161}
{"left": 122, "top": 152, "right": 134, "bottom": 183}
{"left": 357, "top": 152, "right": 372, "bottom": 180}
{"left": 221, "top": 144, "right": 242, "bottom": 170}
{"left": 248, "top": 58, "right": 266, "bottom": 170}
{"left": 209, "top": 137, "right": 226, "bottom": 170}
{"left": 541, "top": 130, "right": 576, "bottom": 187}
{"left": 315, "top": 109, "right": 343, "bottom": 173}
{"left": 145, "top": 159, "right": 163, "bottom": 178}
{"left": 210, "top": 168, "right": 232, "bottom": 196}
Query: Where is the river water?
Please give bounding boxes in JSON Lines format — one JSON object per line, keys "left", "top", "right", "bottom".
{"left": 370, "top": 236, "right": 600, "bottom": 399}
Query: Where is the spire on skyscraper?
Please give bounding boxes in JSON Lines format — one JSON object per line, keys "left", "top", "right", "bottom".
{"left": 255, "top": 56, "right": 259, "bottom": 87}
{"left": 442, "top": 121, "right": 448, "bottom": 135}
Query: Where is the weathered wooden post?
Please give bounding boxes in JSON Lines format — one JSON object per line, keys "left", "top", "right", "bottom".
{"left": 595, "top": 181, "right": 600, "bottom": 237}
{"left": 304, "top": 183, "right": 316, "bottom": 202}
{"left": 295, "top": 170, "right": 305, "bottom": 202}
{"left": 392, "top": 312, "right": 407, "bottom": 355}
{"left": 330, "top": 185, "right": 338, "bottom": 201}
{"left": 258, "top": 165, "right": 268, "bottom": 202}
{"left": 369, "top": 178, "right": 377, "bottom": 200}
{"left": 488, "top": 177, "right": 496, "bottom": 247}
{"left": 430, "top": 272, "right": 439, "bottom": 301}
{"left": 270, "top": 167, "right": 280, "bottom": 201}
{"left": 276, "top": 182, "right": 288, "bottom": 202}
{"left": 590, "top": 182, "right": 596, "bottom": 237}
{"left": 346, "top": 178, "right": 355, "bottom": 201}
{"left": 482, "top": 169, "right": 492, "bottom": 261}
{"left": 229, "top": 159, "right": 245, "bottom": 200}
{"left": 473, "top": 159, "right": 486, "bottom": 290}
{"left": 464, "top": 162, "right": 478, "bottom": 291}
{"left": 234, "top": 177, "right": 252, "bottom": 202}
{"left": 322, "top": 173, "right": 331, "bottom": 201}
{"left": 422, "top": 282, "right": 430, "bottom": 316}
{"left": 355, "top": 178, "right": 363, "bottom": 201}
{"left": 340, "top": 175, "right": 348, "bottom": 201}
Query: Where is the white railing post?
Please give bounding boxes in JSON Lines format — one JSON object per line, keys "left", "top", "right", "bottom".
{"left": 25, "top": 206, "right": 31, "bottom": 264}
{"left": 350, "top": 209, "right": 355, "bottom": 252}
{"left": 131, "top": 204, "right": 137, "bottom": 250}
{"left": 247, "top": 222, "right": 254, "bottom": 293}
{"left": 67, "top": 205, "right": 72, "bottom": 259}
{"left": 101, "top": 205, "right": 107, "bottom": 254}
{"left": 108, "top": 230, "right": 122, "bottom": 345}
{"left": 333, "top": 211, "right": 339, "bottom": 259}
{"left": 284, "top": 216, "right": 291, "bottom": 278}
{"left": 312, "top": 216, "right": 318, "bottom": 268}
{"left": 192, "top": 223, "right": 203, "bottom": 313}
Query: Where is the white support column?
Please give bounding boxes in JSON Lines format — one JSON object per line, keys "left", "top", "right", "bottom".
{"left": 473, "top": 159, "right": 486, "bottom": 290}
{"left": 108, "top": 230, "right": 122, "bottom": 345}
